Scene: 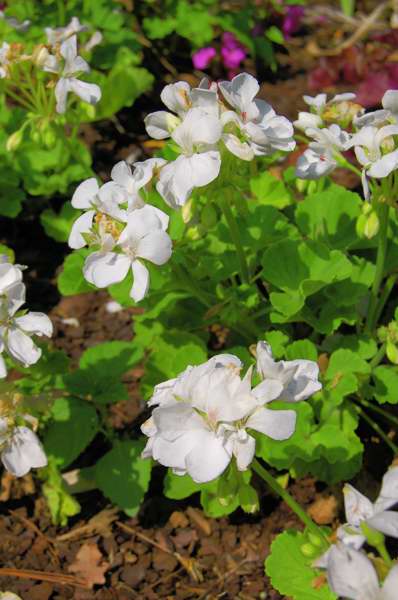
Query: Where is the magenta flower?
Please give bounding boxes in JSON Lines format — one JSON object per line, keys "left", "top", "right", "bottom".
{"left": 282, "top": 6, "right": 305, "bottom": 38}
{"left": 192, "top": 46, "right": 216, "bottom": 70}
{"left": 221, "top": 32, "right": 246, "bottom": 70}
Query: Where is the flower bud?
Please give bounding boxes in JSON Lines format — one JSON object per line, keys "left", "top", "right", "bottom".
{"left": 307, "top": 532, "right": 324, "bottom": 547}
{"left": 386, "top": 340, "right": 398, "bottom": 365}
{"left": 217, "top": 473, "right": 238, "bottom": 506}
{"left": 6, "top": 129, "right": 23, "bottom": 151}
{"left": 300, "top": 543, "right": 317, "bottom": 557}
{"left": 295, "top": 178, "right": 308, "bottom": 193}
{"left": 32, "top": 44, "right": 50, "bottom": 67}
{"left": 200, "top": 204, "right": 218, "bottom": 229}
{"left": 360, "top": 521, "right": 385, "bottom": 548}
{"left": 238, "top": 483, "right": 259, "bottom": 514}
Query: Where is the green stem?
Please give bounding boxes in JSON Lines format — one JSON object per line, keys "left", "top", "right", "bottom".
{"left": 219, "top": 194, "right": 250, "bottom": 284}
{"left": 355, "top": 405, "right": 398, "bottom": 454}
{"left": 373, "top": 275, "right": 397, "bottom": 326}
{"left": 5, "top": 87, "right": 35, "bottom": 111}
{"left": 376, "top": 541, "right": 393, "bottom": 567}
{"left": 336, "top": 154, "right": 362, "bottom": 178}
{"left": 252, "top": 459, "right": 329, "bottom": 547}
{"left": 356, "top": 397, "right": 398, "bottom": 428}
{"left": 369, "top": 343, "right": 386, "bottom": 369}
{"left": 365, "top": 202, "right": 390, "bottom": 332}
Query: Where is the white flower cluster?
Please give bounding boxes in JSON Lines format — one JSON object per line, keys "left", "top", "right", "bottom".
{"left": 318, "top": 466, "right": 398, "bottom": 599}
{"left": 0, "top": 16, "right": 101, "bottom": 114}
{"left": 295, "top": 90, "right": 398, "bottom": 198}
{"left": 68, "top": 161, "right": 172, "bottom": 302}
{"left": 141, "top": 341, "right": 321, "bottom": 483}
{"left": 0, "top": 257, "right": 53, "bottom": 377}
{"left": 144, "top": 73, "right": 296, "bottom": 208}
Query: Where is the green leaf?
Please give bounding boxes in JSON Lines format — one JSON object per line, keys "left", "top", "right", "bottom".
{"left": 285, "top": 340, "right": 317, "bottom": 361}
{"left": 143, "top": 16, "right": 177, "bottom": 39}
{"left": 325, "top": 348, "right": 370, "bottom": 400}
{"left": 40, "top": 202, "right": 79, "bottom": 243}
{"left": 95, "top": 440, "right": 152, "bottom": 516}
{"left": 79, "top": 341, "right": 144, "bottom": 377}
{"left": 57, "top": 249, "right": 93, "bottom": 296}
{"left": 164, "top": 471, "right": 201, "bottom": 500}
{"left": 372, "top": 366, "right": 398, "bottom": 404}
{"left": 322, "top": 335, "right": 377, "bottom": 360}
{"left": 265, "top": 25, "right": 285, "bottom": 44}
{"left": 265, "top": 530, "right": 336, "bottom": 600}
{"left": 44, "top": 396, "right": 99, "bottom": 469}
{"left": 295, "top": 185, "right": 362, "bottom": 250}
{"left": 0, "top": 243, "right": 14, "bottom": 261}
{"left": 250, "top": 171, "right": 292, "bottom": 209}
{"left": 42, "top": 460, "right": 81, "bottom": 526}
{"left": 0, "top": 188, "right": 24, "bottom": 217}
{"left": 262, "top": 240, "right": 352, "bottom": 320}
{"left": 263, "top": 330, "right": 290, "bottom": 358}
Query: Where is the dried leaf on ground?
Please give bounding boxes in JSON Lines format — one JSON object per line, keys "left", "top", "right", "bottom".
{"left": 68, "top": 542, "right": 110, "bottom": 588}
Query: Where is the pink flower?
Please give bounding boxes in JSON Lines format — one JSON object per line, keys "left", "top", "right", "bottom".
{"left": 221, "top": 32, "right": 246, "bottom": 70}
{"left": 192, "top": 47, "right": 216, "bottom": 70}
{"left": 282, "top": 6, "right": 305, "bottom": 38}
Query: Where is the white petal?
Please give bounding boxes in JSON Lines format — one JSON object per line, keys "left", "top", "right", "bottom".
{"left": 60, "top": 35, "right": 77, "bottom": 64}
{"left": 137, "top": 230, "right": 172, "bottom": 265}
{"left": 130, "top": 260, "right": 149, "bottom": 302}
{"left": 6, "top": 327, "right": 41, "bottom": 366}
{"left": 0, "top": 354, "right": 7, "bottom": 378}
{"left": 68, "top": 210, "right": 95, "bottom": 249}
{"left": 172, "top": 107, "right": 222, "bottom": 150}
{"left": 219, "top": 73, "right": 259, "bottom": 118}
{"left": 111, "top": 161, "right": 133, "bottom": 190}
{"left": 1, "top": 426, "right": 47, "bottom": 477}
{"left": 383, "top": 89, "right": 398, "bottom": 115}
{"left": 375, "top": 466, "right": 398, "bottom": 512}
{"left": 252, "top": 379, "right": 284, "bottom": 405}
{"left": 233, "top": 433, "right": 255, "bottom": 471}
{"left": 343, "top": 484, "right": 374, "bottom": 527}
{"left": 69, "top": 78, "right": 101, "bottom": 106}
{"left": 185, "top": 429, "right": 232, "bottom": 483}
{"left": 246, "top": 407, "right": 296, "bottom": 440}
{"left": 144, "top": 111, "right": 180, "bottom": 139}
{"left": 223, "top": 133, "right": 254, "bottom": 161}
{"left": 179, "top": 152, "right": 221, "bottom": 189}
{"left": 160, "top": 81, "right": 192, "bottom": 114}
{"left": 382, "top": 565, "right": 398, "bottom": 600}
{"left": 366, "top": 510, "right": 398, "bottom": 538}
{"left": 15, "top": 312, "right": 52, "bottom": 337}
{"left": 83, "top": 251, "right": 130, "bottom": 288}
{"left": 55, "top": 77, "right": 71, "bottom": 114}
{"left": 327, "top": 545, "right": 379, "bottom": 600}
{"left": 368, "top": 150, "right": 398, "bottom": 178}
{"left": 72, "top": 178, "right": 99, "bottom": 209}
{"left": 119, "top": 205, "right": 162, "bottom": 244}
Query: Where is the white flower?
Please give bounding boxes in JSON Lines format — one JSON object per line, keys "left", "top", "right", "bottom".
{"left": 355, "top": 90, "right": 398, "bottom": 128}
{"left": 144, "top": 80, "right": 219, "bottom": 139}
{"left": 110, "top": 159, "right": 167, "bottom": 220}
{"left": 0, "top": 421, "right": 47, "bottom": 477}
{"left": 219, "top": 73, "right": 295, "bottom": 160}
{"left": 68, "top": 177, "right": 128, "bottom": 250}
{"left": 141, "top": 351, "right": 301, "bottom": 483}
{"left": 83, "top": 204, "right": 172, "bottom": 301}
{"left": 0, "top": 591, "right": 24, "bottom": 599}
{"left": 0, "top": 42, "right": 11, "bottom": 78}
{"left": 156, "top": 107, "right": 222, "bottom": 208}
{"left": 255, "top": 341, "right": 321, "bottom": 402}
{"left": 296, "top": 124, "right": 351, "bottom": 179}
{"left": 294, "top": 111, "right": 323, "bottom": 131}
{"left": 351, "top": 124, "right": 398, "bottom": 197}
{"left": 45, "top": 17, "right": 88, "bottom": 46}
{"left": 295, "top": 92, "right": 357, "bottom": 131}
{"left": 327, "top": 544, "right": 398, "bottom": 600}
{"left": 44, "top": 35, "right": 101, "bottom": 114}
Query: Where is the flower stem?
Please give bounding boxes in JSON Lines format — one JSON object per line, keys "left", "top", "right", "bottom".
{"left": 356, "top": 396, "right": 398, "bottom": 428}
{"left": 219, "top": 194, "right": 250, "bottom": 284}
{"left": 354, "top": 404, "right": 398, "bottom": 455}
{"left": 252, "top": 458, "right": 329, "bottom": 547}
{"left": 376, "top": 540, "right": 393, "bottom": 567}
{"left": 365, "top": 202, "right": 389, "bottom": 333}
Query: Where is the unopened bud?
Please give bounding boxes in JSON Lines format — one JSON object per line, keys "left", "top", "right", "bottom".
{"left": 181, "top": 198, "right": 194, "bottom": 224}
{"left": 295, "top": 178, "right": 308, "bottom": 193}
{"left": 32, "top": 44, "right": 50, "bottom": 67}
{"left": 6, "top": 129, "right": 23, "bottom": 151}
{"left": 238, "top": 483, "right": 259, "bottom": 514}
{"left": 386, "top": 340, "right": 398, "bottom": 364}
{"left": 307, "top": 532, "right": 324, "bottom": 547}
{"left": 300, "top": 543, "right": 317, "bottom": 557}
{"left": 200, "top": 204, "right": 218, "bottom": 229}
{"left": 356, "top": 208, "right": 379, "bottom": 239}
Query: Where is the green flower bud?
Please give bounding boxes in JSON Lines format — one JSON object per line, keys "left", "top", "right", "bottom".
{"left": 295, "top": 178, "right": 308, "bottom": 193}
{"left": 238, "top": 483, "right": 259, "bottom": 514}
{"left": 307, "top": 180, "right": 317, "bottom": 195}
{"left": 307, "top": 532, "right": 324, "bottom": 547}
{"left": 200, "top": 204, "right": 218, "bottom": 229}
{"left": 360, "top": 521, "right": 385, "bottom": 548}
{"left": 363, "top": 211, "right": 380, "bottom": 239}
{"left": 386, "top": 340, "right": 398, "bottom": 365}
{"left": 6, "top": 129, "right": 23, "bottom": 152}
{"left": 300, "top": 543, "right": 317, "bottom": 557}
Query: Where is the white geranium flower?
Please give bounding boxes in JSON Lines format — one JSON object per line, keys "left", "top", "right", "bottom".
{"left": 144, "top": 80, "right": 219, "bottom": 139}
{"left": 351, "top": 124, "right": 398, "bottom": 197}
{"left": 0, "top": 421, "right": 47, "bottom": 477}
{"left": 83, "top": 204, "right": 172, "bottom": 302}
{"left": 110, "top": 159, "right": 168, "bottom": 221}
{"left": 327, "top": 544, "right": 398, "bottom": 600}
{"left": 68, "top": 178, "right": 127, "bottom": 250}
{"left": 45, "top": 16, "right": 88, "bottom": 46}
{"left": 296, "top": 123, "right": 351, "bottom": 179}
{"left": 355, "top": 90, "right": 398, "bottom": 128}
{"left": 219, "top": 73, "right": 295, "bottom": 160}
{"left": 44, "top": 35, "right": 101, "bottom": 114}
{"left": 256, "top": 341, "right": 321, "bottom": 402}
{"left": 141, "top": 351, "right": 302, "bottom": 483}
{"left": 0, "top": 42, "right": 11, "bottom": 78}
{"left": 0, "top": 258, "right": 24, "bottom": 297}
{"left": 156, "top": 107, "right": 222, "bottom": 208}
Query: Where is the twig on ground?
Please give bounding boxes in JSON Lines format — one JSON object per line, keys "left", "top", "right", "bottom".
{"left": 0, "top": 567, "right": 89, "bottom": 588}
